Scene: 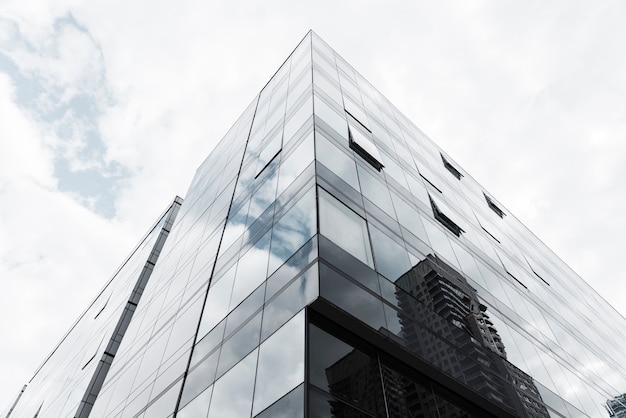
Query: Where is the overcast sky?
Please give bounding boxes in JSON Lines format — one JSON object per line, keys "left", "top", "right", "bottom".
{"left": 1, "top": 0, "right": 625, "bottom": 411}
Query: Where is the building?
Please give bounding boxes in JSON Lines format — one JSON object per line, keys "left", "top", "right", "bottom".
{"left": 606, "top": 394, "right": 626, "bottom": 418}
{"left": 6, "top": 31, "right": 626, "bottom": 418}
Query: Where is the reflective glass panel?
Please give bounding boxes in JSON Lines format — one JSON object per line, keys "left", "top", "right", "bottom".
{"left": 207, "top": 348, "right": 258, "bottom": 418}
{"left": 253, "top": 310, "right": 305, "bottom": 415}
{"left": 318, "top": 188, "right": 374, "bottom": 268}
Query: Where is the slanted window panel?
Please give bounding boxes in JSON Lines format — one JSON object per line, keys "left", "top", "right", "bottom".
{"left": 429, "top": 195, "right": 464, "bottom": 237}
{"left": 346, "top": 112, "right": 384, "bottom": 171}
{"left": 484, "top": 192, "right": 505, "bottom": 218}
{"left": 441, "top": 153, "right": 463, "bottom": 179}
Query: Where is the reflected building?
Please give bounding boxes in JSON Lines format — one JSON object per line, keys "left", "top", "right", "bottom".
{"left": 606, "top": 394, "right": 626, "bottom": 418}
{"left": 5, "top": 31, "right": 626, "bottom": 418}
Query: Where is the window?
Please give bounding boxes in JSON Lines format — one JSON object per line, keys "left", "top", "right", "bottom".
{"left": 484, "top": 193, "right": 505, "bottom": 218}
{"left": 441, "top": 153, "right": 463, "bottom": 179}
{"left": 430, "top": 195, "right": 464, "bottom": 237}
{"left": 318, "top": 187, "right": 374, "bottom": 267}
{"left": 346, "top": 111, "right": 384, "bottom": 171}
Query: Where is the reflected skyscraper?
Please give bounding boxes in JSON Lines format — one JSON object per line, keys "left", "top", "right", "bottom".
{"left": 5, "top": 31, "right": 626, "bottom": 417}
{"left": 606, "top": 394, "right": 626, "bottom": 418}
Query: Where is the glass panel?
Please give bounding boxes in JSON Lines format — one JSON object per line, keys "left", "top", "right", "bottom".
{"left": 197, "top": 264, "right": 235, "bottom": 339}
{"left": 309, "top": 388, "right": 377, "bottom": 418}
{"left": 319, "top": 264, "right": 386, "bottom": 331}
{"left": 177, "top": 384, "right": 213, "bottom": 418}
{"left": 261, "top": 264, "right": 318, "bottom": 341}
{"left": 253, "top": 384, "right": 304, "bottom": 418}
{"left": 215, "top": 311, "right": 262, "bottom": 379}
{"left": 256, "top": 130, "right": 282, "bottom": 177}
{"left": 268, "top": 186, "right": 316, "bottom": 275}
{"left": 369, "top": 225, "right": 411, "bottom": 281}
{"left": 253, "top": 310, "right": 305, "bottom": 415}
{"left": 283, "top": 96, "right": 312, "bottom": 144}
{"left": 379, "top": 363, "right": 439, "bottom": 418}
{"left": 308, "top": 324, "right": 386, "bottom": 416}
{"left": 356, "top": 164, "right": 395, "bottom": 216}
{"left": 265, "top": 236, "right": 317, "bottom": 301}
{"left": 179, "top": 350, "right": 219, "bottom": 410}
{"left": 276, "top": 132, "right": 314, "bottom": 197}
{"left": 207, "top": 348, "right": 258, "bottom": 418}
{"left": 230, "top": 230, "right": 270, "bottom": 310}
{"left": 314, "top": 94, "right": 348, "bottom": 139}
{"left": 319, "top": 188, "right": 374, "bottom": 268}
{"left": 315, "top": 133, "right": 359, "bottom": 190}
{"left": 390, "top": 191, "right": 428, "bottom": 243}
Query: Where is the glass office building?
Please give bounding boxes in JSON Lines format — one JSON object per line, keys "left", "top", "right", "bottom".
{"left": 7, "top": 31, "right": 626, "bottom": 418}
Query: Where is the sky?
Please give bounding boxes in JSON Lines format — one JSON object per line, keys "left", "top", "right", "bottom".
{"left": 1, "top": 0, "right": 625, "bottom": 411}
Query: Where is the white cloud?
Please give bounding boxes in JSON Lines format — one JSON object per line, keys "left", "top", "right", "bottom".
{"left": 2, "top": 0, "right": 626, "bottom": 413}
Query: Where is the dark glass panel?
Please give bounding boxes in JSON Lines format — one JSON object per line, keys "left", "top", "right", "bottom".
{"left": 378, "top": 363, "right": 438, "bottom": 418}
{"left": 308, "top": 325, "right": 386, "bottom": 417}
{"left": 253, "top": 383, "right": 304, "bottom": 418}
{"left": 319, "top": 263, "right": 386, "bottom": 331}
{"left": 308, "top": 385, "right": 380, "bottom": 418}
{"left": 318, "top": 236, "right": 378, "bottom": 295}
{"left": 369, "top": 225, "right": 411, "bottom": 281}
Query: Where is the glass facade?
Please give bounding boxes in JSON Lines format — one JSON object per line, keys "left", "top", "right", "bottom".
{"left": 7, "top": 31, "right": 626, "bottom": 418}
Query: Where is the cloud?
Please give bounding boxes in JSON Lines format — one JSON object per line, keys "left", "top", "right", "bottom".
{"left": 0, "top": 72, "right": 136, "bottom": 410}
{"left": 1, "top": 0, "right": 626, "bottom": 413}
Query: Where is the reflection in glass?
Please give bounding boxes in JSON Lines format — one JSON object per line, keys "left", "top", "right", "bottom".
{"left": 276, "top": 132, "right": 314, "bottom": 197}
{"left": 308, "top": 324, "right": 386, "bottom": 417}
{"left": 254, "top": 384, "right": 304, "bottom": 418}
{"left": 196, "top": 264, "right": 235, "bottom": 339}
{"left": 268, "top": 186, "right": 316, "bottom": 275}
{"left": 253, "top": 310, "right": 304, "bottom": 415}
{"left": 230, "top": 231, "right": 270, "bottom": 310}
{"left": 215, "top": 311, "right": 261, "bottom": 379}
{"left": 319, "top": 188, "right": 374, "bottom": 268}
{"left": 319, "top": 263, "right": 386, "bottom": 331}
{"left": 179, "top": 350, "right": 218, "bottom": 410}
{"left": 369, "top": 225, "right": 411, "bottom": 281}
{"left": 207, "top": 348, "right": 258, "bottom": 418}
{"left": 177, "top": 384, "right": 212, "bottom": 418}
{"left": 315, "top": 133, "right": 360, "bottom": 191}
{"left": 356, "top": 164, "right": 395, "bottom": 216}
{"left": 262, "top": 264, "right": 317, "bottom": 340}
{"left": 390, "top": 255, "right": 550, "bottom": 417}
